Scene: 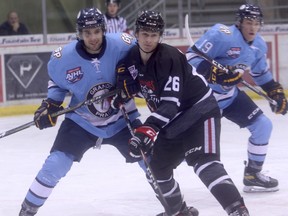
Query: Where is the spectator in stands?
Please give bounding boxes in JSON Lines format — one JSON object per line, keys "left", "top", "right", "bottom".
{"left": 0, "top": 11, "right": 29, "bottom": 35}
{"left": 104, "top": 0, "right": 128, "bottom": 33}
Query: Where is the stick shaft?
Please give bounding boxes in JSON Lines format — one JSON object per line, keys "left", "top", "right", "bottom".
{"left": 119, "top": 105, "right": 172, "bottom": 214}
{"left": 0, "top": 121, "right": 35, "bottom": 138}
{"left": 0, "top": 89, "right": 119, "bottom": 139}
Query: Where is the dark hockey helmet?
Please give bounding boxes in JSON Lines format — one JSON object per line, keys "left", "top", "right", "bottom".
{"left": 135, "top": 10, "right": 165, "bottom": 35}
{"left": 236, "top": 4, "right": 263, "bottom": 25}
{"left": 76, "top": 7, "right": 106, "bottom": 33}
{"left": 105, "top": 0, "right": 121, "bottom": 5}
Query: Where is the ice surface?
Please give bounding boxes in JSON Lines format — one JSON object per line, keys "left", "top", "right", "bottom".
{"left": 0, "top": 100, "right": 287, "bottom": 215}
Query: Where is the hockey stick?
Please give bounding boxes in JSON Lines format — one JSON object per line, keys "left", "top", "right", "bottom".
{"left": 0, "top": 89, "right": 120, "bottom": 139}
{"left": 184, "top": 15, "right": 277, "bottom": 106}
{"left": 119, "top": 105, "right": 172, "bottom": 215}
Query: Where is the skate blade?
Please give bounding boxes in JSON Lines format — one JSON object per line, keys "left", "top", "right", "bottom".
{"left": 243, "top": 185, "right": 279, "bottom": 193}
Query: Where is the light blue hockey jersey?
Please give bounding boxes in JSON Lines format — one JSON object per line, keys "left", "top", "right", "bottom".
{"left": 47, "top": 33, "right": 139, "bottom": 138}
{"left": 187, "top": 24, "right": 273, "bottom": 109}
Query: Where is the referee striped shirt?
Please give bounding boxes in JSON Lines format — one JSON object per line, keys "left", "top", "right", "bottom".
{"left": 104, "top": 14, "right": 127, "bottom": 33}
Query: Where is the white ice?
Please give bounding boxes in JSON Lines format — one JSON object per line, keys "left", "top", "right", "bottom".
{"left": 0, "top": 99, "right": 287, "bottom": 216}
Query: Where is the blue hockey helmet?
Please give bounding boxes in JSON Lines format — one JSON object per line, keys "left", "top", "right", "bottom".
{"left": 76, "top": 7, "right": 106, "bottom": 32}
{"left": 236, "top": 4, "right": 263, "bottom": 25}
{"left": 135, "top": 10, "right": 165, "bottom": 35}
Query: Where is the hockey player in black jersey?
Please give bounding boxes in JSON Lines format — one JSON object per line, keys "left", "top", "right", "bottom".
{"left": 113, "top": 10, "right": 250, "bottom": 216}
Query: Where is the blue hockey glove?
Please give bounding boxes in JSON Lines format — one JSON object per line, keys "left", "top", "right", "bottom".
{"left": 116, "top": 64, "right": 140, "bottom": 98}
{"left": 129, "top": 125, "right": 158, "bottom": 158}
{"left": 34, "top": 99, "right": 63, "bottom": 130}
{"left": 210, "top": 65, "right": 244, "bottom": 86}
{"left": 261, "top": 80, "right": 287, "bottom": 115}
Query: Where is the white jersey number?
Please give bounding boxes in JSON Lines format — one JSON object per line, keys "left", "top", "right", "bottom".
{"left": 199, "top": 39, "right": 213, "bottom": 54}
{"left": 164, "top": 76, "right": 180, "bottom": 92}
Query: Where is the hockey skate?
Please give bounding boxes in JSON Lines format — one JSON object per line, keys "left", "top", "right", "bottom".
{"left": 156, "top": 202, "right": 199, "bottom": 216}
{"left": 243, "top": 166, "right": 279, "bottom": 193}
{"left": 19, "top": 200, "right": 39, "bottom": 216}
{"left": 229, "top": 206, "right": 250, "bottom": 216}
{"left": 225, "top": 198, "right": 249, "bottom": 216}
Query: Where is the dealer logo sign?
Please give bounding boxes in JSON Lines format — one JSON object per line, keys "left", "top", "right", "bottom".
{"left": 7, "top": 55, "right": 43, "bottom": 89}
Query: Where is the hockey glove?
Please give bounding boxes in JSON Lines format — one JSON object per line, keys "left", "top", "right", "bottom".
{"left": 111, "top": 90, "right": 129, "bottom": 109}
{"left": 129, "top": 125, "right": 158, "bottom": 158}
{"left": 34, "top": 99, "right": 63, "bottom": 130}
{"left": 261, "top": 80, "right": 287, "bottom": 115}
{"left": 116, "top": 64, "right": 140, "bottom": 98}
{"left": 209, "top": 65, "right": 244, "bottom": 86}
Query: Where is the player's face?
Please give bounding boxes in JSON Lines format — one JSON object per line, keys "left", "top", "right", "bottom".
{"left": 240, "top": 18, "right": 261, "bottom": 42}
{"left": 136, "top": 29, "right": 161, "bottom": 53}
{"left": 81, "top": 27, "right": 104, "bottom": 54}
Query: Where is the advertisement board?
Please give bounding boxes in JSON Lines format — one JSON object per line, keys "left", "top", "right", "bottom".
{"left": 0, "top": 24, "right": 287, "bottom": 105}
{"left": 4, "top": 53, "right": 50, "bottom": 101}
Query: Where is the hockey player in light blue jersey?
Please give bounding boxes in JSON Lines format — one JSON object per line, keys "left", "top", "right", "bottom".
{"left": 19, "top": 7, "right": 143, "bottom": 216}
{"left": 187, "top": 4, "right": 287, "bottom": 193}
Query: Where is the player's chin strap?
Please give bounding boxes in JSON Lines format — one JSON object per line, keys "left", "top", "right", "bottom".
{"left": 0, "top": 89, "right": 120, "bottom": 139}
{"left": 184, "top": 14, "right": 277, "bottom": 107}
{"left": 119, "top": 105, "right": 173, "bottom": 215}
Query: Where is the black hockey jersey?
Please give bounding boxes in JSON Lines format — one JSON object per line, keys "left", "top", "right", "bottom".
{"left": 117, "top": 43, "right": 218, "bottom": 137}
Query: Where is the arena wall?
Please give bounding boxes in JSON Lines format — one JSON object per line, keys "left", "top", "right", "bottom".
{"left": 0, "top": 24, "right": 288, "bottom": 116}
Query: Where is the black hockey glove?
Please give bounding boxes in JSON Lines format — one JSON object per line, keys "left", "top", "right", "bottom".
{"left": 34, "top": 99, "right": 63, "bottom": 130}
{"left": 116, "top": 64, "right": 140, "bottom": 98}
{"left": 111, "top": 90, "right": 129, "bottom": 109}
{"left": 261, "top": 80, "right": 287, "bottom": 115}
{"left": 209, "top": 65, "right": 244, "bottom": 86}
{"left": 129, "top": 125, "right": 158, "bottom": 158}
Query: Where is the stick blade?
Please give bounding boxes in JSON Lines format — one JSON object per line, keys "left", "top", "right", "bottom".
{"left": 184, "top": 14, "right": 194, "bottom": 46}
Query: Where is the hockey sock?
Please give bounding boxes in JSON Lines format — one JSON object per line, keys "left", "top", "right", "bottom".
{"left": 23, "top": 151, "right": 74, "bottom": 207}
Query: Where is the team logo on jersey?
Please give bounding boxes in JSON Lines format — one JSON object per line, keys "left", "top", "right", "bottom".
{"left": 87, "top": 83, "right": 114, "bottom": 118}
{"left": 66, "top": 67, "right": 83, "bottom": 83}
{"left": 227, "top": 47, "right": 241, "bottom": 59}
{"left": 140, "top": 80, "right": 155, "bottom": 91}
{"left": 139, "top": 80, "right": 158, "bottom": 112}
{"left": 128, "top": 65, "right": 138, "bottom": 80}
{"left": 91, "top": 58, "right": 101, "bottom": 72}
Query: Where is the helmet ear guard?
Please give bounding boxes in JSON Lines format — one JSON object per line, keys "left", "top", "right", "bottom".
{"left": 235, "top": 4, "right": 264, "bottom": 26}
{"left": 135, "top": 10, "right": 165, "bottom": 36}
{"left": 76, "top": 7, "right": 106, "bottom": 38}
